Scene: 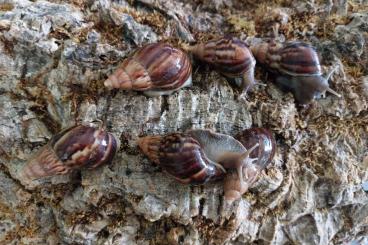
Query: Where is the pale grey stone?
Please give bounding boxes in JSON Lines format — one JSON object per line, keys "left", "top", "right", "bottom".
{"left": 0, "top": 0, "right": 367, "bottom": 244}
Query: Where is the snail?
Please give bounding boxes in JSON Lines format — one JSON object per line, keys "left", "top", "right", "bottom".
{"left": 224, "top": 128, "right": 276, "bottom": 202}
{"left": 20, "top": 125, "right": 119, "bottom": 182}
{"left": 185, "top": 37, "right": 256, "bottom": 98}
{"left": 104, "top": 42, "right": 192, "bottom": 97}
{"left": 137, "top": 129, "right": 259, "bottom": 200}
{"left": 251, "top": 41, "right": 341, "bottom": 104}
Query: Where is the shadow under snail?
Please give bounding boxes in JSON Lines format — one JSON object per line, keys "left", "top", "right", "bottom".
{"left": 185, "top": 37, "right": 257, "bottom": 99}
{"left": 104, "top": 42, "right": 192, "bottom": 97}
{"left": 250, "top": 40, "right": 341, "bottom": 105}
{"left": 138, "top": 128, "right": 276, "bottom": 202}
{"left": 20, "top": 125, "right": 119, "bottom": 183}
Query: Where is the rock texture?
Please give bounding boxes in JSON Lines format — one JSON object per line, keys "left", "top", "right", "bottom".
{"left": 0, "top": 0, "right": 367, "bottom": 244}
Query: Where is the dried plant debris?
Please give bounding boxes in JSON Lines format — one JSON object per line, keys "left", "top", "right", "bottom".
{"left": 0, "top": 0, "right": 367, "bottom": 244}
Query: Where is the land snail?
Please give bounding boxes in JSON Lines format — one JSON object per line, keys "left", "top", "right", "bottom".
{"left": 104, "top": 42, "right": 192, "bottom": 97}
{"left": 250, "top": 40, "right": 341, "bottom": 105}
{"left": 224, "top": 128, "right": 276, "bottom": 202}
{"left": 138, "top": 128, "right": 275, "bottom": 202}
{"left": 184, "top": 37, "right": 258, "bottom": 99}
{"left": 20, "top": 124, "right": 119, "bottom": 184}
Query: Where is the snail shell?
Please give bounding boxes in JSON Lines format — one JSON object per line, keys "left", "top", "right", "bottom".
{"left": 224, "top": 128, "right": 276, "bottom": 203}
{"left": 251, "top": 41, "right": 340, "bottom": 104}
{"left": 235, "top": 128, "right": 276, "bottom": 169}
{"left": 104, "top": 42, "right": 192, "bottom": 97}
{"left": 186, "top": 37, "right": 256, "bottom": 97}
{"left": 138, "top": 130, "right": 228, "bottom": 184}
{"left": 21, "top": 125, "right": 119, "bottom": 181}
{"left": 138, "top": 129, "right": 260, "bottom": 202}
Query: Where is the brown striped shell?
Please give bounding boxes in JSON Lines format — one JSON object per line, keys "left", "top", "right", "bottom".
{"left": 138, "top": 129, "right": 260, "bottom": 202}
{"left": 251, "top": 41, "right": 340, "bottom": 104}
{"left": 186, "top": 37, "right": 256, "bottom": 97}
{"left": 104, "top": 42, "right": 192, "bottom": 97}
{"left": 251, "top": 41, "right": 323, "bottom": 76}
{"left": 224, "top": 128, "right": 276, "bottom": 203}
{"left": 20, "top": 125, "right": 119, "bottom": 182}
{"left": 138, "top": 130, "right": 228, "bottom": 184}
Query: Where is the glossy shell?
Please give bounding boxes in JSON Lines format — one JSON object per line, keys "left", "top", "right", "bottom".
{"left": 138, "top": 131, "right": 226, "bottom": 184}
{"left": 189, "top": 37, "right": 255, "bottom": 77}
{"left": 251, "top": 41, "right": 322, "bottom": 76}
{"left": 138, "top": 129, "right": 252, "bottom": 185}
{"left": 104, "top": 42, "right": 192, "bottom": 96}
{"left": 187, "top": 37, "right": 256, "bottom": 95}
{"left": 235, "top": 128, "right": 276, "bottom": 169}
{"left": 21, "top": 125, "right": 118, "bottom": 181}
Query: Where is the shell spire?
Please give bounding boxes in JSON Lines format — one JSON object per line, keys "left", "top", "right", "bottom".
{"left": 20, "top": 125, "right": 119, "bottom": 184}
{"left": 104, "top": 42, "right": 192, "bottom": 97}
{"left": 186, "top": 37, "right": 257, "bottom": 97}
{"left": 138, "top": 132, "right": 226, "bottom": 184}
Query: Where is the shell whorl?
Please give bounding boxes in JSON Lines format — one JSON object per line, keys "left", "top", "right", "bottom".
{"left": 21, "top": 125, "right": 118, "bottom": 181}
{"left": 251, "top": 41, "right": 322, "bottom": 76}
{"left": 138, "top": 133, "right": 225, "bottom": 184}
{"left": 104, "top": 42, "right": 192, "bottom": 94}
{"left": 189, "top": 37, "right": 256, "bottom": 77}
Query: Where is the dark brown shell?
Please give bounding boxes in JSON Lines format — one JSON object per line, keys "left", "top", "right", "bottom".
{"left": 251, "top": 41, "right": 322, "bottom": 76}
{"left": 251, "top": 41, "right": 341, "bottom": 104}
{"left": 138, "top": 129, "right": 266, "bottom": 202}
{"left": 138, "top": 129, "right": 256, "bottom": 185}
{"left": 21, "top": 125, "right": 118, "bottom": 181}
{"left": 235, "top": 128, "right": 276, "bottom": 169}
{"left": 138, "top": 133, "right": 225, "bottom": 184}
{"left": 187, "top": 37, "right": 256, "bottom": 96}
{"left": 104, "top": 42, "right": 192, "bottom": 96}
{"left": 189, "top": 37, "right": 255, "bottom": 77}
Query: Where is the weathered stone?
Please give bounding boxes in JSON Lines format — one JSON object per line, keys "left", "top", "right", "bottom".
{"left": 0, "top": 0, "right": 367, "bottom": 244}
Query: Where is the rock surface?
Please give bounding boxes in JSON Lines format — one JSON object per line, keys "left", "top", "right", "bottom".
{"left": 0, "top": 0, "right": 367, "bottom": 244}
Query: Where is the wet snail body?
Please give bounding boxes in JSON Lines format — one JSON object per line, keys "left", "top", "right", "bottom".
{"left": 224, "top": 128, "right": 276, "bottom": 202}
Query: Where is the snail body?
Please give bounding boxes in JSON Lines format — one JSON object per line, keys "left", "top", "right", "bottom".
{"left": 21, "top": 125, "right": 118, "bottom": 181}
{"left": 251, "top": 41, "right": 340, "bottom": 104}
{"left": 186, "top": 37, "right": 256, "bottom": 98}
{"left": 224, "top": 128, "right": 276, "bottom": 202}
{"left": 138, "top": 129, "right": 259, "bottom": 201}
{"left": 104, "top": 42, "right": 192, "bottom": 97}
